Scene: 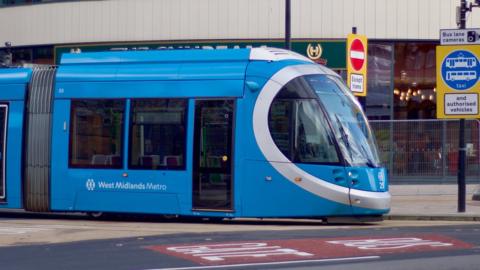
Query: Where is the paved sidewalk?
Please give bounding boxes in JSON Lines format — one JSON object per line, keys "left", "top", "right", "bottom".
{"left": 387, "top": 184, "right": 480, "bottom": 221}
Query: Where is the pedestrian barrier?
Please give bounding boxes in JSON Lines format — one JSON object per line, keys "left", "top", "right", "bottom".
{"left": 370, "top": 119, "right": 480, "bottom": 184}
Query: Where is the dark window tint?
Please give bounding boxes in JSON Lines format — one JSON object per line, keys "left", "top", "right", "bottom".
{"left": 294, "top": 99, "right": 339, "bottom": 163}
{"left": 69, "top": 100, "right": 124, "bottom": 168}
{"left": 269, "top": 100, "right": 293, "bottom": 158}
{"left": 129, "top": 99, "right": 187, "bottom": 170}
{"left": 192, "top": 100, "right": 234, "bottom": 210}
{"left": 276, "top": 77, "right": 316, "bottom": 99}
{"left": 268, "top": 77, "right": 339, "bottom": 164}
{"left": 0, "top": 105, "right": 6, "bottom": 200}
{"left": 0, "top": 0, "right": 53, "bottom": 7}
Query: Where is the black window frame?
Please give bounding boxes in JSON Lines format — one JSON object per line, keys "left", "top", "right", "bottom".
{"left": 0, "top": 103, "right": 7, "bottom": 201}
{"left": 268, "top": 77, "right": 343, "bottom": 166}
{"left": 128, "top": 98, "right": 188, "bottom": 170}
{"left": 68, "top": 98, "right": 126, "bottom": 169}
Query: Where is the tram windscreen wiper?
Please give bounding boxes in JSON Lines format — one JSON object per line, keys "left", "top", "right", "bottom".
{"left": 334, "top": 114, "right": 354, "bottom": 161}
{"left": 335, "top": 115, "right": 377, "bottom": 168}
{"left": 360, "top": 144, "right": 377, "bottom": 168}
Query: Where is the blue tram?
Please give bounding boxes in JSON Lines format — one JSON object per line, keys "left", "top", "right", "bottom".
{"left": 0, "top": 48, "right": 390, "bottom": 219}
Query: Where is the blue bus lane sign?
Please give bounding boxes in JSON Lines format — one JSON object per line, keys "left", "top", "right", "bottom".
{"left": 437, "top": 45, "right": 480, "bottom": 119}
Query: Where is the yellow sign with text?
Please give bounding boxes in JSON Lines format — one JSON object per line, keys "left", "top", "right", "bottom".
{"left": 436, "top": 45, "right": 480, "bottom": 119}
{"left": 347, "top": 34, "right": 368, "bottom": 97}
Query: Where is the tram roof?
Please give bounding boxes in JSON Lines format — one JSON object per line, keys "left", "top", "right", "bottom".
{"left": 0, "top": 68, "right": 31, "bottom": 84}
{"left": 56, "top": 48, "right": 313, "bottom": 82}
{"left": 59, "top": 48, "right": 312, "bottom": 65}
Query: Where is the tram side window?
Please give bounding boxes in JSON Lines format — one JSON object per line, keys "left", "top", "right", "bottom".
{"left": 129, "top": 99, "right": 187, "bottom": 170}
{"left": 269, "top": 101, "right": 293, "bottom": 158}
{"left": 69, "top": 100, "right": 125, "bottom": 168}
{"left": 268, "top": 78, "right": 339, "bottom": 164}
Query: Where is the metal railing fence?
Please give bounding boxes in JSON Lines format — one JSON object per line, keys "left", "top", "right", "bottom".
{"left": 370, "top": 119, "right": 480, "bottom": 183}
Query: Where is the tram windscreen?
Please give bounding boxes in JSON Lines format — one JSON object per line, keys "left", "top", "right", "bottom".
{"left": 268, "top": 78, "right": 340, "bottom": 164}
{"left": 305, "top": 74, "right": 381, "bottom": 167}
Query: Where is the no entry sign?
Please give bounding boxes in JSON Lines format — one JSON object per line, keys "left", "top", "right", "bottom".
{"left": 347, "top": 34, "right": 368, "bottom": 96}
{"left": 350, "top": 39, "right": 366, "bottom": 71}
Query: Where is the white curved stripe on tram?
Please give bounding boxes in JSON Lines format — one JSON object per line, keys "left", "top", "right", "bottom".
{"left": 252, "top": 64, "right": 390, "bottom": 210}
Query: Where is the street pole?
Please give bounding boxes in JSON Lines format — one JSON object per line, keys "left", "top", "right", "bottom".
{"left": 285, "top": 0, "right": 291, "bottom": 50}
{"left": 351, "top": 27, "right": 366, "bottom": 111}
{"left": 457, "top": 0, "right": 467, "bottom": 213}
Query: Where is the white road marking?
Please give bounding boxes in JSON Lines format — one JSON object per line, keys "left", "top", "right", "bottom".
{"left": 0, "top": 227, "right": 51, "bottom": 235}
{"left": 166, "top": 242, "right": 313, "bottom": 261}
{"left": 327, "top": 237, "right": 453, "bottom": 250}
{"left": 143, "top": 256, "right": 381, "bottom": 270}
{"left": 0, "top": 224, "right": 95, "bottom": 235}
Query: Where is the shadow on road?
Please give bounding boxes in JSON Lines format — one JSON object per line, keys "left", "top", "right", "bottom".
{"left": 0, "top": 210, "right": 382, "bottom": 226}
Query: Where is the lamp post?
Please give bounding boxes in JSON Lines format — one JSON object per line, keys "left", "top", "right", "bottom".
{"left": 285, "top": 0, "right": 291, "bottom": 50}
{"left": 455, "top": 0, "right": 480, "bottom": 207}
{"left": 457, "top": 0, "right": 467, "bottom": 213}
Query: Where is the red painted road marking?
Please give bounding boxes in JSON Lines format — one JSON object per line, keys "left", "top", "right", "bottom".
{"left": 165, "top": 242, "right": 313, "bottom": 262}
{"left": 146, "top": 235, "right": 472, "bottom": 266}
{"left": 350, "top": 38, "right": 366, "bottom": 71}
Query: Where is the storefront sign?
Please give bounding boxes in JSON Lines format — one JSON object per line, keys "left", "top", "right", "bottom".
{"left": 347, "top": 34, "right": 368, "bottom": 96}
{"left": 436, "top": 45, "right": 480, "bottom": 118}
{"left": 54, "top": 40, "right": 346, "bottom": 69}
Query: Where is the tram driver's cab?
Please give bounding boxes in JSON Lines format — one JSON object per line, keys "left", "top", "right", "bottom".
{"left": 250, "top": 61, "right": 390, "bottom": 217}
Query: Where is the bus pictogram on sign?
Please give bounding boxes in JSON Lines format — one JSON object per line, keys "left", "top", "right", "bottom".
{"left": 441, "top": 50, "right": 480, "bottom": 91}
{"left": 445, "top": 55, "right": 477, "bottom": 68}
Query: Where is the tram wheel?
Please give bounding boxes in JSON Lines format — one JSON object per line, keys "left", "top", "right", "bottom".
{"left": 207, "top": 217, "right": 224, "bottom": 222}
{"left": 162, "top": 214, "right": 179, "bottom": 220}
{"left": 87, "top": 212, "right": 105, "bottom": 219}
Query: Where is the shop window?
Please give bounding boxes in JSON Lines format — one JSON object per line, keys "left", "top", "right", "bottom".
{"left": 0, "top": 46, "right": 54, "bottom": 65}
{"left": 69, "top": 100, "right": 125, "bottom": 169}
{"left": 129, "top": 99, "right": 187, "bottom": 170}
{"left": 366, "top": 43, "right": 393, "bottom": 120}
{"left": 393, "top": 42, "right": 437, "bottom": 120}
{"left": 1, "top": 0, "right": 49, "bottom": 6}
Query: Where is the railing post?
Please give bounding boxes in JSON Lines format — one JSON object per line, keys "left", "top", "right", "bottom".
{"left": 389, "top": 121, "right": 394, "bottom": 178}
{"left": 442, "top": 120, "right": 447, "bottom": 182}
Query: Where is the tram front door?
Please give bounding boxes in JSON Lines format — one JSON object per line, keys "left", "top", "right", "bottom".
{"left": 192, "top": 100, "right": 234, "bottom": 211}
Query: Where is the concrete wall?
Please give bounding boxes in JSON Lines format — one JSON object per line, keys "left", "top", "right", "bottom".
{"left": 0, "top": 0, "right": 478, "bottom": 47}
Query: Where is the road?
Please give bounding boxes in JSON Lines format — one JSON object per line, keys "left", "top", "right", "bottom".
{"left": 0, "top": 212, "right": 479, "bottom": 270}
